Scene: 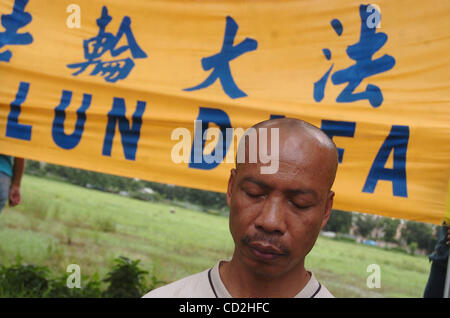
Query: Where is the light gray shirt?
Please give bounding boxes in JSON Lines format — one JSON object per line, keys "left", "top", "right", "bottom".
{"left": 143, "top": 260, "right": 334, "bottom": 298}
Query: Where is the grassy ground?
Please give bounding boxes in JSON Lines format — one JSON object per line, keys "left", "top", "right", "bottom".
{"left": 0, "top": 175, "right": 431, "bottom": 297}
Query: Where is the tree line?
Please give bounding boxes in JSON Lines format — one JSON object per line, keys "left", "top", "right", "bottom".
{"left": 25, "top": 160, "right": 438, "bottom": 254}
{"left": 25, "top": 160, "right": 228, "bottom": 214}
{"left": 324, "top": 210, "right": 438, "bottom": 254}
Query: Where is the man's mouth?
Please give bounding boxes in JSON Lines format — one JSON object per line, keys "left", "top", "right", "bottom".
{"left": 247, "top": 241, "right": 286, "bottom": 261}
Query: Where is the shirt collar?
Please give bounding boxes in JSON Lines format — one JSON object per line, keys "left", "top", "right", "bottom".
{"left": 209, "top": 260, "right": 321, "bottom": 298}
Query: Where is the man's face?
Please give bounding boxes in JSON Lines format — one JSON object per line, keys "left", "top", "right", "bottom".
{"left": 226, "top": 134, "right": 335, "bottom": 278}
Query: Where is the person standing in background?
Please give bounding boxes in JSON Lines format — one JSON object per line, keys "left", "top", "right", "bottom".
{"left": 423, "top": 224, "right": 450, "bottom": 298}
{"left": 0, "top": 155, "right": 25, "bottom": 214}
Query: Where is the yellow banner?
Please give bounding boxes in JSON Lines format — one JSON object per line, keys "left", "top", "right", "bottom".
{"left": 1, "top": 0, "right": 449, "bottom": 224}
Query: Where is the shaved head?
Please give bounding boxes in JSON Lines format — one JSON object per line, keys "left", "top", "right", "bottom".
{"left": 236, "top": 117, "right": 339, "bottom": 191}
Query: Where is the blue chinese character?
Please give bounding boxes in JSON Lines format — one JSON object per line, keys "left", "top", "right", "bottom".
{"left": 184, "top": 16, "right": 258, "bottom": 99}
{"left": 314, "top": 5, "right": 396, "bottom": 107}
{"left": 67, "top": 6, "right": 147, "bottom": 83}
{"left": 0, "top": 0, "right": 33, "bottom": 62}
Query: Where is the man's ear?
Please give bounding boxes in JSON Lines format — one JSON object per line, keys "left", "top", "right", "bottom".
{"left": 227, "top": 169, "right": 237, "bottom": 207}
{"left": 320, "top": 191, "right": 335, "bottom": 230}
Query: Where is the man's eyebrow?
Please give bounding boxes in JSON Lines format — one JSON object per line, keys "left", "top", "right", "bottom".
{"left": 286, "top": 188, "right": 318, "bottom": 199}
{"left": 241, "top": 177, "right": 272, "bottom": 190}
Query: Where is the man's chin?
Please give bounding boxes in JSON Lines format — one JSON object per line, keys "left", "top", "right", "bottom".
{"left": 246, "top": 263, "right": 287, "bottom": 280}
{"left": 241, "top": 251, "right": 289, "bottom": 278}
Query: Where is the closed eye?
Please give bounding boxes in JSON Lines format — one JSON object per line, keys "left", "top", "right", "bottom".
{"left": 289, "top": 200, "right": 311, "bottom": 210}
{"left": 246, "top": 191, "right": 265, "bottom": 199}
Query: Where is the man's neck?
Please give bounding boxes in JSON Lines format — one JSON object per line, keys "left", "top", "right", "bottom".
{"left": 219, "top": 256, "right": 310, "bottom": 298}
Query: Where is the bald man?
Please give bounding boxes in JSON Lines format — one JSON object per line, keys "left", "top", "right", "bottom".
{"left": 144, "top": 118, "right": 338, "bottom": 298}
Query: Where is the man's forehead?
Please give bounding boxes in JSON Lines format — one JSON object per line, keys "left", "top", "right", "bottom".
{"left": 237, "top": 158, "right": 324, "bottom": 182}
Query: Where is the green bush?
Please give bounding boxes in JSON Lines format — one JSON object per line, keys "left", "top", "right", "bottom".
{"left": 0, "top": 256, "right": 160, "bottom": 298}
{"left": 103, "top": 256, "right": 149, "bottom": 298}
{"left": 44, "top": 274, "right": 102, "bottom": 298}
{"left": 0, "top": 263, "right": 49, "bottom": 297}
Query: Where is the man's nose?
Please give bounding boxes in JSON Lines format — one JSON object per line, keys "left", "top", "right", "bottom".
{"left": 254, "top": 194, "right": 287, "bottom": 235}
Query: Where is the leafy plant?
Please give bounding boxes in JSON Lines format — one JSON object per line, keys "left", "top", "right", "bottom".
{"left": 0, "top": 257, "right": 160, "bottom": 298}
{"left": 44, "top": 274, "right": 102, "bottom": 298}
{"left": 0, "top": 263, "right": 49, "bottom": 297}
{"left": 103, "top": 256, "right": 149, "bottom": 298}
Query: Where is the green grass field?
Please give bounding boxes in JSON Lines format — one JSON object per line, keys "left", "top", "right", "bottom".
{"left": 0, "top": 175, "right": 431, "bottom": 297}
